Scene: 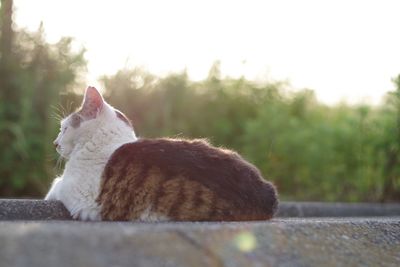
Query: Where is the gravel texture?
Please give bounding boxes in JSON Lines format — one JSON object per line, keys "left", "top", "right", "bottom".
{"left": 0, "top": 199, "right": 71, "bottom": 220}
{"left": 1, "top": 199, "right": 400, "bottom": 220}
{"left": 277, "top": 201, "right": 400, "bottom": 217}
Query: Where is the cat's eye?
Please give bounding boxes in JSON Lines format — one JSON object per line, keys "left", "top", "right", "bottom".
{"left": 61, "top": 126, "right": 68, "bottom": 133}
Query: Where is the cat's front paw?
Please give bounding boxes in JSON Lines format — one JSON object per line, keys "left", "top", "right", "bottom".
{"left": 44, "top": 177, "right": 63, "bottom": 200}
{"left": 72, "top": 207, "right": 101, "bottom": 221}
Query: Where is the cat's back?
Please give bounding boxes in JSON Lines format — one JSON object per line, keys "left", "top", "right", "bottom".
{"left": 98, "top": 138, "right": 278, "bottom": 221}
{"left": 103, "top": 138, "right": 247, "bottom": 175}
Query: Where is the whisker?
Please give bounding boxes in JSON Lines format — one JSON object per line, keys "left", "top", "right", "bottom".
{"left": 50, "top": 114, "right": 62, "bottom": 122}
{"left": 60, "top": 103, "right": 68, "bottom": 118}
{"left": 67, "top": 101, "right": 75, "bottom": 114}
{"left": 46, "top": 153, "right": 58, "bottom": 161}
{"left": 67, "top": 101, "right": 71, "bottom": 114}
{"left": 54, "top": 155, "right": 65, "bottom": 174}
{"left": 50, "top": 105, "right": 64, "bottom": 122}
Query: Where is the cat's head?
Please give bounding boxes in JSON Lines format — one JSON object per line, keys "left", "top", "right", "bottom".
{"left": 54, "top": 86, "right": 136, "bottom": 159}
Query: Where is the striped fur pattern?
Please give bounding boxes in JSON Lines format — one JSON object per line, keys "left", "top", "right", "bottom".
{"left": 97, "top": 138, "right": 278, "bottom": 221}
{"left": 46, "top": 86, "right": 278, "bottom": 221}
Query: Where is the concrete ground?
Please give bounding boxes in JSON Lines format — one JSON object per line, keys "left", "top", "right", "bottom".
{"left": 2, "top": 199, "right": 400, "bottom": 220}
{"left": 0, "top": 217, "right": 399, "bottom": 267}
{"left": 1, "top": 200, "right": 399, "bottom": 266}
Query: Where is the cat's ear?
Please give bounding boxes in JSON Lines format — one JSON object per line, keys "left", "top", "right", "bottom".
{"left": 79, "top": 86, "right": 104, "bottom": 119}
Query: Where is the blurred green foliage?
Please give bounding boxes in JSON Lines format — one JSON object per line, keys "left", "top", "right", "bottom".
{"left": 0, "top": 0, "right": 85, "bottom": 196}
{"left": 98, "top": 68, "right": 400, "bottom": 202}
{"left": 0, "top": 1, "right": 399, "bottom": 201}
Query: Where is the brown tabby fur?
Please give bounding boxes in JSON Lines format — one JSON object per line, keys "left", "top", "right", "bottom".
{"left": 97, "top": 138, "right": 278, "bottom": 221}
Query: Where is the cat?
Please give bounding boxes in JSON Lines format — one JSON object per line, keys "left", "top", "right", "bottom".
{"left": 45, "top": 86, "right": 278, "bottom": 221}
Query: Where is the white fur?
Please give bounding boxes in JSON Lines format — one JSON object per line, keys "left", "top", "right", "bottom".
{"left": 45, "top": 101, "right": 136, "bottom": 221}
{"left": 139, "top": 205, "right": 170, "bottom": 222}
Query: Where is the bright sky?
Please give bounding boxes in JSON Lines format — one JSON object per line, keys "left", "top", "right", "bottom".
{"left": 13, "top": 0, "right": 400, "bottom": 104}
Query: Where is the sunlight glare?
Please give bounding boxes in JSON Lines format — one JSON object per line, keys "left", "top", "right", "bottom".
{"left": 13, "top": 0, "right": 400, "bottom": 104}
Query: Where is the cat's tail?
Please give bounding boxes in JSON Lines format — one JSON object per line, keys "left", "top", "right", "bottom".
{"left": 260, "top": 180, "right": 279, "bottom": 219}
{"left": 239, "top": 180, "right": 279, "bottom": 221}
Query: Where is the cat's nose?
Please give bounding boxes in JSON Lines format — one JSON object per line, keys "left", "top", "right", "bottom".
{"left": 53, "top": 141, "right": 59, "bottom": 148}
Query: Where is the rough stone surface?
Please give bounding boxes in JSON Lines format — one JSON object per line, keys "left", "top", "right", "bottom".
{"left": 0, "top": 218, "right": 399, "bottom": 267}
{"left": 277, "top": 201, "right": 400, "bottom": 217}
{"left": 1, "top": 199, "right": 400, "bottom": 220}
{"left": 0, "top": 199, "right": 71, "bottom": 220}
